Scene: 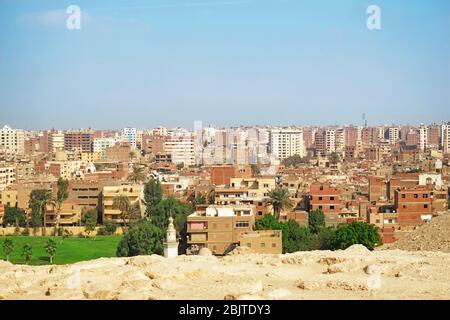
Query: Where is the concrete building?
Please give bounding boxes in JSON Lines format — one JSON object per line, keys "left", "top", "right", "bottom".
{"left": 442, "top": 123, "right": 450, "bottom": 154}
{"left": 64, "top": 130, "right": 94, "bottom": 152}
{"left": 239, "top": 230, "right": 282, "bottom": 254}
{"left": 394, "top": 187, "right": 433, "bottom": 227}
{"left": 102, "top": 185, "right": 144, "bottom": 224}
{"left": 165, "top": 133, "right": 195, "bottom": 166}
{"left": 0, "top": 125, "right": 25, "bottom": 156}
{"left": 186, "top": 204, "right": 255, "bottom": 255}
{"left": 388, "top": 127, "right": 400, "bottom": 145}
{"left": 0, "top": 165, "right": 16, "bottom": 191}
{"left": 122, "top": 127, "right": 137, "bottom": 148}
{"left": 308, "top": 183, "right": 343, "bottom": 225}
{"left": 270, "top": 128, "right": 306, "bottom": 160}
{"left": 93, "top": 137, "right": 118, "bottom": 153}
{"left": 419, "top": 124, "right": 428, "bottom": 151}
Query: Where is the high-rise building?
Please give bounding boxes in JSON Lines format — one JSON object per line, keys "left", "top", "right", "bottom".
{"left": 122, "top": 127, "right": 137, "bottom": 148}
{"left": 0, "top": 125, "right": 25, "bottom": 156}
{"left": 442, "top": 123, "right": 450, "bottom": 154}
{"left": 325, "top": 129, "right": 336, "bottom": 154}
{"left": 270, "top": 128, "right": 306, "bottom": 160}
{"left": 165, "top": 133, "right": 195, "bottom": 166}
{"left": 93, "top": 137, "right": 118, "bottom": 153}
{"left": 64, "top": 130, "right": 94, "bottom": 152}
{"left": 388, "top": 127, "right": 400, "bottom": 145}
{"left": 419, "top": 124, "right": 428, "bottom": 151}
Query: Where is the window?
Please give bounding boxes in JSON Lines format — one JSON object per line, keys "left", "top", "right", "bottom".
{"left": 258, "top": 211, "right": 263, "bottom": 216}
{"left": 319, "top": 196, "right": 323, "bottom": 201}
{"left": 330, "top": 196, "right": 334, "bottom": 201}
{"left": 246, "top": 243, "right": 251, "bottom": 248}
{"left": 403, "top": 205, "right": 407, "bottom": 209}
{"left": 423, "top": 194, "right": 428, "bottom": 198}
{"left": 424, "top": 204, "right": 428, "bottom": 209}
{"left": 272, "top": 243, "right": 277, "bottom": 248}
{"left": 263, "top": 184, "right": 269, "bottom": 188}
{"left": 376, "top": 219, "right": 380, "bottom": 223}
{"left": 401, "top": 194, "right": 406, "bottom": 199}
{"left": 235, "top": 221, "right": 249, "bottom": 228}
{"left": 330, "top": 205, "right": 335, "bottom": 210}
{"left": 319, "top": 206, "right": 323, "bottom": 210}
{"left": 260, "top": 243, "right": 266, "bottom": 248}
{"left": 414, "top": 194, "right": 418, "bottom": 199}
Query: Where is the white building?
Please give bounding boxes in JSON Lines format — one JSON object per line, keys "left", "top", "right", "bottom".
{"left": 163, "top": 216, "right": 179, "bottom": 258}
{"left": 270, "top": 128, "right": 306, "bottom": 160}
{"left": 165, "top": 133, "right": 195, "bottom": 166}
{"left": 326, "top": 129, "right": 336, "bottom": 154}
{"left": 122, "top": 127, "right": 137, "bottom": 148}
{"left": 419, "top": 124, "right": 428, "bottom": 151}
{"left": 51, "top": 131, "right": 65, "bottom": 153}
{"left": 0, "top": 164, "right": 16, "bottom": 191}
{"left": 442, "top": 123, "right": 450, "bottom": 154}
{"left": 93, "top": 137, "right": 118, "bottom": 153}
{"left": 0, "top": 125, "right": 25, "bottom": 156}
{"left": 388, "top": 127, "right": 399, "bottom": 145}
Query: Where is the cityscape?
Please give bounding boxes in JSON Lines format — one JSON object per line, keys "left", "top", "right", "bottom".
{"left": 1, "top": 0, "right": 450, "bottom": 304}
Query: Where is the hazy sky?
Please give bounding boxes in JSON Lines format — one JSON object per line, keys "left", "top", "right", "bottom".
{"left": 0, "top": 0, "right": 449, "bottom": 130}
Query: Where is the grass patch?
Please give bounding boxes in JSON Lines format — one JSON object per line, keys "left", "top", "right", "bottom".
{"left": 0, "top": 236, "right": 122, "bottom": 266}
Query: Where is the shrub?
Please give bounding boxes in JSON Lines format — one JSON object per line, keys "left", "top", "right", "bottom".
{"left": 116, "top": 221, "right": 164, "bottom": 257}
{"left": 330, "top": 221, "right": 382, "bottom": 250}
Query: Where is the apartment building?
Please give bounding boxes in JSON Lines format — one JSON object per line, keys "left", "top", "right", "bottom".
{"left": 93, "top": 137, "right": 118, "bottom": 153}
{"left": 209, "top": 165, "right": 252, "bottom": 186}
{"left": 44, "top": 203, "right": 83, "bottom": 226}
{"left": 308, "top": 184, "right": 343, "bottom": 225}
{"left": 388, "top": 127, "right": 400, "bottom": 145}
{"left": 122, "top": 127, "right": 137, "bottom": 148}
{"left": 394, "top": 187, "right": 433, "bottom": 227}
{"left": 51, "top": 131, "right": 65, "bottom": 153}
{"left": 270, "top": 128, "right": 306, "bottom": 160}
{"left": 0, "top": 125, "right": 25, "bottom": 156}
{"left": 0, "top": 188, "right": 18, "bottom": 208}
{"left": 215, "top": 177, "right": 275, "bottom": 218}
{"left": 67, "top": 180, "right": 104, "bottom": 211}
{"left": 442, "top": 123, "right": 450, "bottom": 154}
{"left": 186, "top": 204, "right": 255, "bottom": 255}
{"left": 64, "top": 130, "right": 94, "bottom": 152}
{"left": 419, "top": 124, "right": 428, "bottom": 151}
{"left": 102, "top": 185, "right": 144, "bottom": 224}
{"left": 35, "top": 160, "right": 83, "bottom": 180}
{"left": 326, "top": 129, "right": 336, "bottom": 155}
{"left": 165, "top": 133, "right": 195, "bottom": 166}
{"left": 0, "top": 165, "right": 16, "bottom": 191}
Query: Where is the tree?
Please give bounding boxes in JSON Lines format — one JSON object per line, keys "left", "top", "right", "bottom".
{"left": 143, "top": 177, "right": 163, "bottom": 216}
{"left": 128, "top": 164, "right": 146, "bottom": 184}
{"left": 81, "top": 209, "right": 98, "bottom": 237}
{"left": 329, "top": 152, "right": 340, "bottom": 166}
{"left": 207, "top": 189, "right": 215, "bottom": 205}
{"left": 2, "top": 238, "right": 14, "bottom": 262}
{"left": 256, "top": 215, "right": 314, "bottom": 253}
{"left": 193, "top": 192, "right": 207, "bottom": 206}
{"left": 308, "top": 210, "right": 325, "bottom": 234}
{"left": 44, "top": 239, "right": 57, "bottom": 264}
{"left": 112, "top": 195, "right": 141, "bottom": 229}
{"left": 21, "top": 244, "right": 33, "bottom": 265}
{"left": 29, "top": 189, "right": 53, "bottom": 235}
{"left": 2, "top": 207, "right": 26, "bottom": 227}
{"left": 282, "top": 154, "right": 310, "bottom": 168}
{"left": 251, "top": 164, "right": 261, "bottom": 177}
{"left": 55, "top": 178, "right": 69, "bottom": 229}
{"left": 266, "top": 187, "right": 293, "bottom": 220}
{"left": 255, "top": 214, "right": 282, "bottom": 231}
{"left": 330, "top": 222, "right": 382, "bottom": 250}
{"left": 116, "top": 221, "right": 164, "bottom": 257}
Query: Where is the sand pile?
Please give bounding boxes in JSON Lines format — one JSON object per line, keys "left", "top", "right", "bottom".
{"left": 382, "top": 212, "right": 450, "bottom": 253}
{"left": 1, "top": 247, "right": 450, "bottom": 300}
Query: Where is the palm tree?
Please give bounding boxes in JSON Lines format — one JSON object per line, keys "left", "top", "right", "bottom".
{"left": 128, "top": 164, "right": 146, "bottom": 184}
{"left": 266, "top": 187, "right": 293, "bottom": 220}
{"left": 55, "top": 178, "right": 69, "bottom": 229}
{"left": 29, "top": 189, "right": 53, "bottom": 236}
{"left": 113, "top": 195, "right": 141, "bottom": 229}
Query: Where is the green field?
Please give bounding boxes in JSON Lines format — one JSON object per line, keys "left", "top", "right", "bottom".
{"left": 0, "top": 236, "right": 122, "bottom": 266}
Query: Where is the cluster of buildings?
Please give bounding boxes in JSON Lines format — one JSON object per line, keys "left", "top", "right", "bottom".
{"left": 1, "top": 121, "right": 450, "bottom": 254}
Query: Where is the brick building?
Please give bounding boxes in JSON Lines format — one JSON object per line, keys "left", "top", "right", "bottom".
{"left": 394, "top": 187, "right": 433, "bottom": 227}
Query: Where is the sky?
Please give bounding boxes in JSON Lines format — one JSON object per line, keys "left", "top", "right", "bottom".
{"left": 0, "top": 0, "right": 449, "bottom": 130}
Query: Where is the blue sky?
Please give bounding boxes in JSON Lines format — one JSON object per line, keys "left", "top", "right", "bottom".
{"left": 0, "top": 0, "right": 449, "bottom": 130}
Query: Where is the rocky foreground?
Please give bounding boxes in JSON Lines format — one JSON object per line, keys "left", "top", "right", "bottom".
{"left": 1, "top": 244, "right": 450, "bottom": 300}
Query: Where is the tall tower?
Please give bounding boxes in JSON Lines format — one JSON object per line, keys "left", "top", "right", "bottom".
{"left": 164, "top": 216, "right": 179, "bottom": 258}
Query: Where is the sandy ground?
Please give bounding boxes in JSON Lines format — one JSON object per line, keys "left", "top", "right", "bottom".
{"left": 1, "top": 244, "right": 449, "bottom": 300}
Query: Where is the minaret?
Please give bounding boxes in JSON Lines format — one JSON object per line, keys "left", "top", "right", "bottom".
{"left": 163, "top": 216, "right": 179, "bottom": 258}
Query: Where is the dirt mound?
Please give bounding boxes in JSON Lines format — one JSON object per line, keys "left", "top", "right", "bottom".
{"left": 1, "top": 248, "right": 450, "bottom": 300}
{"left": 383, "top": 212, "right": 450, "bottom": 253}
{"left": 344, "top": 244, "right": 370, "bottom": 255}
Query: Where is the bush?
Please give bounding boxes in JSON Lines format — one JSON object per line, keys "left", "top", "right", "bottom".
{"left": 104, "top": 220, "right": 118, "bottom": 235}
{"left": 116, "top": 221, "right": 164, "bottom": 257}
{"left": 54, "top": 227, "right": 65, "bottom": 237}
{"left": 330, "top": 222, "right": 382, "bottom": 250}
